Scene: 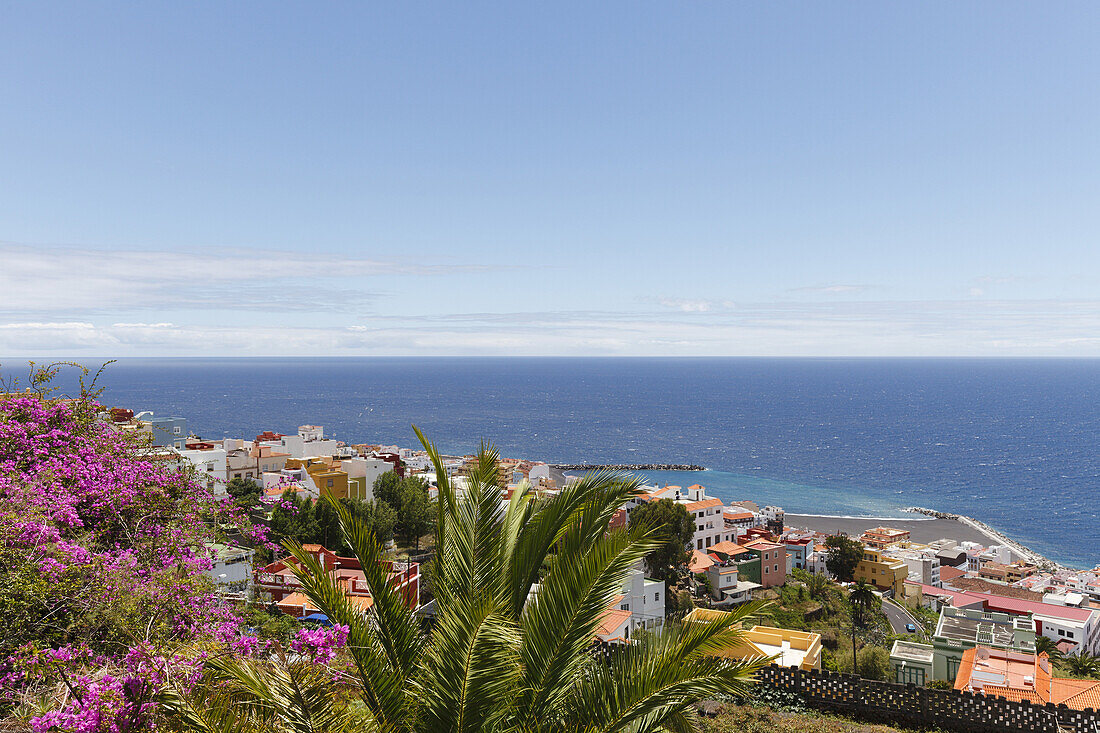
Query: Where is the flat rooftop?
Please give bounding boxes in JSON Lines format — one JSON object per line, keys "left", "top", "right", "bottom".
{"left": 891, "top": 640, "right": 935, "bottom": 664}
{"left": 937, "top": 614, "right": 1018, "bottom": 647}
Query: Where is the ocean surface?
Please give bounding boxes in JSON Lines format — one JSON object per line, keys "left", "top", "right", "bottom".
{"left": 11, "top": 357, "right": 1099, "bottom": 568}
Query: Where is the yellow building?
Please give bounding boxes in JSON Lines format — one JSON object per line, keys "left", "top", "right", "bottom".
{"left": 684, "top": 608, "right": 822, "bottom": 671}
{"left": 286, "top": 457, "right": 351, "bottom": 500}
{"left": 855, "top": 547, "right": 908, "bottom": 595}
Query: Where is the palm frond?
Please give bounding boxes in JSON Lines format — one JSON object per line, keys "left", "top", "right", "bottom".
{"left": 517, "top": 524, "right": 660, "bottom": 727}
{"left": 504, "top": 470, "right": 641, "bottom": 619}
{"left": 564, "top": 612, "right": 771, "bottom": 733}
{"left": 195, "top": 655, "right": 372, "bottom": 733}
{"left": 414, "top": 597, "right": 521, "bottom": 733}
{"left": 282, "top": 539, "right": 413, "bottom": 729}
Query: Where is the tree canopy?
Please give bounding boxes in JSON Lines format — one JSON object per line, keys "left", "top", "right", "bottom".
{"left": 268, "top": 490, "right": 395, "bottom": 557}
{"left": 372, "top": 471, "right": 435, "bottom": 550}
{"left": 824, "top": 535, "right": 864, "bottom": 582}
{"left": 628, "top": 498, "right": 695, "bottom": 584}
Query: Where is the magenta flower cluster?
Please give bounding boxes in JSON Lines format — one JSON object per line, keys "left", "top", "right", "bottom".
{"left": 27, "top": 645, "right": 202, "bottom": 733}
{"left": 289, "top": 625, "right": 349, "bottom": 664}
{"left": 0, "top": 394, "right": 267, "bottom": 730}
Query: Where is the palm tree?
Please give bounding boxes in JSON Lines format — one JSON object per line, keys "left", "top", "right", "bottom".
{"left": 848, "top": 580, "right": 880, "bottom": 627}
{"left": 804, "top": 572, "right": 830, "bottom": 601}
{"left": 1034, "top": 635, "right": 1064, "bottom": 664}
{"left": 1062, "top": 652, "right": 1100, "bottom": 679}
{"left": 167, "top": 429, "right": 769, "bottom": 733}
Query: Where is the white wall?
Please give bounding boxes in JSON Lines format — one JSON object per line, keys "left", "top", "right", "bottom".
{"left": 618, "top": 566, "right": 664, "bottom": 633}
{"left": 175, "top": 448, "right": 229, "bottom": 493}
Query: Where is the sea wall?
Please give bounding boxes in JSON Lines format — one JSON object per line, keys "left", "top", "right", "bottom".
{"left": 905, "top": 506, "right": 1061, "bottom": 570}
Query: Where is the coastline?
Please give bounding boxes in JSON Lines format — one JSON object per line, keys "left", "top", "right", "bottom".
{"left": 786, "top": 508, "right": 1065, "bottom": 571}
{"left": 903, "top": 506, "right": 1064, "bottom": 571}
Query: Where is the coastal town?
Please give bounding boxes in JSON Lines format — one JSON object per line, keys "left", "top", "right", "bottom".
{"left": 116, "top": 409, "right": 1100, "bottom": 719}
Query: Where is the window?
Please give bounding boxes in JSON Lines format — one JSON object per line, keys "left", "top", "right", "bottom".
{"left": 774, "top": 564, "right": 778, "bottom": 572}
{"left": 327, "top": 479, "right": 334, "bottom": 487}
{"left": 947, "top": 657, "right": 960, "bottom": 680}
{"left": 655, "top": 593, "right": 659, "bottom": 602}
{"left": 697, "top": 539, "right": 703, "bottom": 550}
{"left": 698, "top": 524, "right": 704, "bottom": 531}
{"left": 620, "top": 604, "right": 629, "bottom": 611}
{"left": 173, "top": 426, "right": 181, "bottom": 435}
{"left": 896, "top": 666, "right": 925, "bottom": 686}
{"left": 1059, "top": 629, "right": 1065, "bottom": 636}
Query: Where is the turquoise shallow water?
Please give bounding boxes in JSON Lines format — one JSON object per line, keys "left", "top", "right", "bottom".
{"left": 18, "top": 357, "right": 1100, "bottom": 568}
{"left": 630, "top": 469, "right": 917, "bottom": 519}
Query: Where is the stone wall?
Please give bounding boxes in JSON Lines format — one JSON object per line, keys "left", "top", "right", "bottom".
{"left": 754, "top": 664, "right": 1100, "bottom": 733}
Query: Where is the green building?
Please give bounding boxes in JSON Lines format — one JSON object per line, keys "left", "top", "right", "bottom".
{"left": 889, "top": 605, "right": 1036, "bottom": 683}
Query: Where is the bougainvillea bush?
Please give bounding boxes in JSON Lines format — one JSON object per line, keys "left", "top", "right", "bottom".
{"left": 0, "top": 369, "right": 277, "bottom": 730}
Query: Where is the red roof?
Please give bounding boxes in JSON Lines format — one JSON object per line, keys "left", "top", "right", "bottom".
{"left": 689, "top": 550, "right": 714, "bottom": 574}
{"left": 939, "top": 566, "right": 967, "bottom": 582}
{"left": 685, "top": 497, "right": 723, "bottom": 511}
{"left": 973, "top": 592, "right": 1096, "bottom": 623}
{"left": 710, "top": 541, "right": 748, "bottom": 556}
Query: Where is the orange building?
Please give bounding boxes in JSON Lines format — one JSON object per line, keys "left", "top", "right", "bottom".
{"left": 955, "top": 647, "right": 1100, "bottom": 711}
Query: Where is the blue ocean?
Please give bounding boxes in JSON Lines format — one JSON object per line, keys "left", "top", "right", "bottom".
{"left": 14, "top": 357, "right": 1099, "bottom": 568}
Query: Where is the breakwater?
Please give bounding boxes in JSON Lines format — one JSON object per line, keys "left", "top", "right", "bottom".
{"left": 904, "top": 506, "right": 1062, "bottom": 571}
{"left": 551, "top": 463, "right": 705, "bottom": 471}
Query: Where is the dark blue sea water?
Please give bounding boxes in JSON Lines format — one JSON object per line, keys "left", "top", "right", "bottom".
{"left": 10, "top": 357, "right": 1099, "bottom": 568}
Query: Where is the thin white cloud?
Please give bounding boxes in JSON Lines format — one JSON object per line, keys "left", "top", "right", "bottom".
{"left": 788, "top": 284, "right": 868, "bottom": 295}
{"left": 655, "top": 297, "right": 736, "bottom": 313}
{"left": 5, "top": 299, "right": 1100, "bottom": 356}
{"left": 0, "top": 242, "right": 486, "bottom": 314}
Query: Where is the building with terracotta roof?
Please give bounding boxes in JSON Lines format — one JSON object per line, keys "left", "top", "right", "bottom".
{"left": 954, "top": 647, "right": 1100, "bottom": 711}
{"left": 595, "top": 608, "right": 632, "bottom": 644}
{"left": 254, "top": 544, "right": 419, "bottom": 618}
{"left": 626, "top": 483, "right": 736, "bottom": 553}
{"left": 723, "top": 509, "right": 756, "bottom": 532}
{"left": 783, "top": 535, "right": 814, "bottom": 571}
{"left": 860, "top": 526, "right": 910, "bottom": 549}
{"left": 701, "top": 543, "right": 762, "bottom": 605}
{"left": 689, "top": 549, "right": 715, "bottom": 575}
{"left": 978, "top": 560, "right": 1039, "bottom": 584}
{"left": 596, "top": 567, "right": 665, "bottom": 643}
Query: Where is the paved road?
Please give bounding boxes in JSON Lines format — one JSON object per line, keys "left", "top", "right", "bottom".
{"left": 882, "top": 598, "right": 924, "bottom": 636}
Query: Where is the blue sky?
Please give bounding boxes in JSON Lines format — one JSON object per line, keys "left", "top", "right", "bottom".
{"left": 2, "top": 2, "right": 1099, "bottom": 356}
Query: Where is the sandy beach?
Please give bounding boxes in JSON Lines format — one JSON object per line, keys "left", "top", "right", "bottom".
{"left": 784, "top": 513, "right": 995, "bottom": 546}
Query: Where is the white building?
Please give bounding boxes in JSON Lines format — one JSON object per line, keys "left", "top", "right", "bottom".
{"left": 162, "top": 446, "right": 229, "bottom": 494}
{"left": 705, "top": 557, "right": 762, "bottom": 606}
{"left": 616, "top": 566, "right": 665, "bottom": 634}
{"left": 883, "top": 546, "right": 942, "bottom": 587}
{"left": 340, "top": 457, "right": 394, "bottom": 500}
{"left": 259, "top": 425, "right": 340, "bottom": 459}
{"left": 626, "top": 484, "right": 736, "bottom": 552}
